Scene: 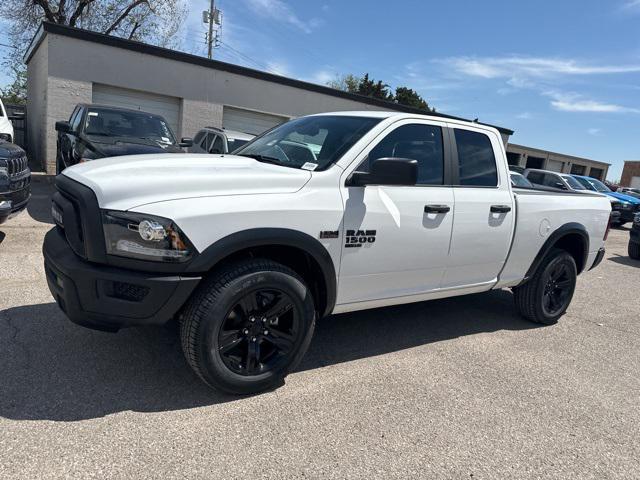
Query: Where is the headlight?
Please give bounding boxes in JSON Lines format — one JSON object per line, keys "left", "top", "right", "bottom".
{"left": 103, "top": 211, "right": 194, "bottom": 262}
{"left": 623, "top": 203, "right": 632, "bottom": 209}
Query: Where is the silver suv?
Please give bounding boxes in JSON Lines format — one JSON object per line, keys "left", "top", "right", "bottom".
{"left": 189, "top": 127, "right": 254, "bottom": 154}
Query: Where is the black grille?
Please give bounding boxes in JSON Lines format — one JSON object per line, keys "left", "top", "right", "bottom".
{"left": 7, "top": 155, "right": 28, "bottom": 177}
{"left": 110, "top": 281, "right": 150, "bottom": 302}
{"left": 53, "top": 189, "right": 86, "bottom": 258}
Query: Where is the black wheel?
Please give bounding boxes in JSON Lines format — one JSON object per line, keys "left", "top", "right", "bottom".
{"left": 629, "top": 241, "right": 640, "bottom": 260}
{"left": 180, "top": 259, "right": 315, "bottom": 394}
{"left": 513, "top": 249, "right": 577, "bottom": 325}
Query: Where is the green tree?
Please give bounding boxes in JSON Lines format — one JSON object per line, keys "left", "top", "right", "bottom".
{"left": 0, "top": 65, "right": 27, "bottom": 105}
{"left": 326, "top": 74, "right": 361, "bottom": 93}
{"left": 0, "top": 0, "right": 188, "bottom": 100}
{"left": 394, "top": 86, "right": 434, "bottom": 112}
{"left": 357, "top": 73, "right": 394, "bottom": 101}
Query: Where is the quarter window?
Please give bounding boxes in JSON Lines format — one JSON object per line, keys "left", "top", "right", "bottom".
{"left": 455, "top": 129, "right": 498, "bottom": 187}
{"left": 69, "top": 107, "right": 83, "bottom": 132}
{"left": 210, "top": 135, "right": 224, "bottom": 154}
{"left": 365, "top": 123, "right": 444, "bottom": 185}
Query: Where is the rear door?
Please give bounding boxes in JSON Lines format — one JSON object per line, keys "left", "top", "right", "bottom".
{"left": 442, "top": 125, "right": 515, "bottom": 288}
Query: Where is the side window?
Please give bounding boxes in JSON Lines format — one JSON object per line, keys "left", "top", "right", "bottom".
{"left": 526, "top": 171, "right": 544, "bottom": 185}
{"left": 365, "top": 123, "right": 444, "bottom": 185}
{"left": 193, "top": 130, "right": 205, "bottom": 146}
{"left": 209, "top": 135, "right": 224, "bottom": 154}
{"left": 70, "top": 107, "right": 84, "bottom": 132}
{"left": 454, "top": 129, "right": 498, "bottom": 187}
{"left": 202, "top": 133, "right": 216, "bottom": 151}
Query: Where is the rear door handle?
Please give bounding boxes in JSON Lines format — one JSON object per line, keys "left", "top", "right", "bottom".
{"left": 490, "top": 205, "right": 512, "bottom": 213}
{"left": 424, "top": 204, "right": 451, "bottom": 214}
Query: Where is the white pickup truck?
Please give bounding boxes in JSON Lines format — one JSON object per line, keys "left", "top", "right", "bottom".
{"left": 44, "top": 111, "right": 611, "bottom": 394}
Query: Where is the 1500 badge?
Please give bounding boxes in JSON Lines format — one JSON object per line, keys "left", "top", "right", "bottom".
{"left": 345, "top": 229, "right": 376, "bottom": 248}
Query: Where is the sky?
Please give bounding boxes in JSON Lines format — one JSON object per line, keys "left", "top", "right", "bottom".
{"left": 2, "top": 0, "right": 640, "bottom": 180}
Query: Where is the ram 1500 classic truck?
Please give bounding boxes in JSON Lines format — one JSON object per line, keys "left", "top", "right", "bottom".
{"left": 43, "top": 111, "right": 612, "bottom": 394}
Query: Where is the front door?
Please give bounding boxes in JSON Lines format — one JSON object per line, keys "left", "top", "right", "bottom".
{"left": 337, "top": 120, "right": 455, "bottom": 305}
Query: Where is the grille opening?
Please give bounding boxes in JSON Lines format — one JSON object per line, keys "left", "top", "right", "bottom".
{"left": 106, "top": 281, "right": 150, "bottom": 302}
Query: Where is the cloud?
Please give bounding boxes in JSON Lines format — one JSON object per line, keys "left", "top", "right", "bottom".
{"left": 244, "top": 0, "right": 321, "bottom": 34}
{"left": 438, "top": 55, "right": 640, "bottom": 80}
{"left": 516, "top": 112, "right": 532, "bottom": 119}
{"left": 544, "top": 91, "right": 640, "bottom": 113}
{"left": 587, "top": 128, "right": 602, "bottom": 135}
{"left": 309, "top": 70, "right": 335, "bottom": 85}
{"left": 621, "top": 0, "right": 640, "bottom": 10}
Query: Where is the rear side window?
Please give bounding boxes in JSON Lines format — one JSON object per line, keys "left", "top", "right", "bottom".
{"left": 193, "top": 130, "right": 206, "bottom": 146}
{"left": 210, "top": 135, "right": 224, "bottom": 154}
{"left": 366, "top": 123, "right": 444, "bottom": 185}
{"left": 526, "top": 171, "right": 544, "bottom": 185}
{"left": 454, "top": 129, "right": 498, "bottom": 186}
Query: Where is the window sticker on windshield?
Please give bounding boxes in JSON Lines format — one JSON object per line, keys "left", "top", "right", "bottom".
{"left": 88, "top": 112, "right": 99, "bottom": 116}
{"left": 301, "top": 162, "right": 319, "bottom": 171}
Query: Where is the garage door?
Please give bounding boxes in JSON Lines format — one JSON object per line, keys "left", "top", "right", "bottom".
{"left": 92, "top": 84, "right": 181, "bottom": 136}
{"left": 223, "top": 106, "right": 287, "bottom": 135}
{"left": 546, "top": 159, "right": 564, "bottom": 172}
{"left": 631, "top": 176, "right": 640, "bottom": 189}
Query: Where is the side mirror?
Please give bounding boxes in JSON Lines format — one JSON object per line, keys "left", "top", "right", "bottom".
{"left": 55, "top": 121, "right": 71, "bottom": 134}
{"left": 554, "top": 182, "right": 568, "bottom": 190}
{"left": 347, "top": 158, "right": 418, "bottom": 187}
{"left": 179, "top": 137, "right": 193, "bottom": 148}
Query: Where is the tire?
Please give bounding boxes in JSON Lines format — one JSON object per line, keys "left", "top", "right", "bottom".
{"left": 513, "top": 249, "right": 577, "bottom": 325}
{"left": 629, "top": 241, "right": 640, "bottom": 260}
{"left": 180, "top": 258, "right": 315, "bottom": 394}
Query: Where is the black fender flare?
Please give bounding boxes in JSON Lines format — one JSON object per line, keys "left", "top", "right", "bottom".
{"left": 519, "top": 222, "right": 590, "bottom": 285}
{"left": 187, "top": 228, "right": 337, "bottom": 317}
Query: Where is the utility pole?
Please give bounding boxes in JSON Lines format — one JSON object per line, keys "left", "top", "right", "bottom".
{"left": 207, "top": 0, "right": 215, "bottom": 59}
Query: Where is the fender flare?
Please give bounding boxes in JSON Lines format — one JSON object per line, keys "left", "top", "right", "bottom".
{"left": 187, "top": 228, "right": 337, "bottom": 317}
{"left": 520, "top": 222, "right": 590, "bottom": 285}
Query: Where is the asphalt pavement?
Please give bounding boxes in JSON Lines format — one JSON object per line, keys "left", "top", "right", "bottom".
{"left": 1, "top": 177, "right": 638, "bottom": 479}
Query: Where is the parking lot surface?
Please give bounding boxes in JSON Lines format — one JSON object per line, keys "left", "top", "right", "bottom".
{"left": 1, "top": 178, "right": 639, "bottom": 479}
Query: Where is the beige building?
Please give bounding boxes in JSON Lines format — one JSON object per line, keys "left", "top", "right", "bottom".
{"left": 506, "top": 143, "right": 610, "bottom": 180}
{"left": 24, "top": 22, "right": 513, "bottom": 175}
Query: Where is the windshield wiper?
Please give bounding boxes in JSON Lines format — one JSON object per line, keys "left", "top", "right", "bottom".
{"left": 239, "top": 154, "right": 283, "bottom": 166}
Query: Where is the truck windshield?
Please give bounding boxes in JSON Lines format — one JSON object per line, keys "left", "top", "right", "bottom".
{"left": 234, "top": 115, "right": 382, "bottom": 170}
{"left": 585, "top": 178, "right": 611, "bottom": 192}
{"left": 85, "top": 108, "right": 177, "bottom": 144}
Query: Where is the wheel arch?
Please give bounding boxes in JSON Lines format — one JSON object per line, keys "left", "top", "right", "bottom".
{"left": 187, "top": 228, "right": 337, "bottom": 317}
{"left": 520, "top": 222, "right": 590, "bottom": 285}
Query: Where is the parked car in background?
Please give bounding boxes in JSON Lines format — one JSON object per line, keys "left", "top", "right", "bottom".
{"left": 55, "top": 104, "right": 193, "bottom": 174}
{"left": 510, "top": 171, "right": 533, "bottom": 188}
{"left": 0, "top": 141, "right": 30, "bottom": 224}
{"left": 44, "top": 111, "right": 612, "bottom": 394}
{"left": 189, "top": 127, "right": 255, "bottom": 154}
{"left": 618, "top": 187, "right": 640, "bottom": 199}
{"left": 508, "top": 165, "right": 525, "bottom": 174}
{"left": 0, "top": 98, "right": 15, "bottom": 143}
{"left": 629, "top": 214, "right": 640, "bottom": 259}
{"left": 571, "top": 174, "right": 640, "bottom": 226}
{"left": 524, "top": 168, "right": 580, "bottom": 191}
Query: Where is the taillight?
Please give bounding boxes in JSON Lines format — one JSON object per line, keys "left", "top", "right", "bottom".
{"left": 604, "top": 213, "right": 612, "bottom": 241}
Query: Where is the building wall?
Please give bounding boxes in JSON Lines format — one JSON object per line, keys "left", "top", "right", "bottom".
{"left": 506, "top": 144, "right": 609, "bottom": 180}
{"left": 26, "top": 40, "right": 49, "bottom": 169}
{"left": 620, "top": 161, "right": 640, "bottom": 187}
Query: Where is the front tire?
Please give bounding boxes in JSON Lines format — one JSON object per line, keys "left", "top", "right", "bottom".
{"left": 629, "top": 241, "right": 640, "bottom": 260}
{"left": 180, "top": 259, "right": 315, "bottom": 394}
{"left": 513, "top": 249, "right": 577, "bottom": 325}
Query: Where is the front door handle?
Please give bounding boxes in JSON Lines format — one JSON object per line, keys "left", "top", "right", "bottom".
{"left": 424, "top": 204, "right": 451, "bottom": 214}
{"left": 490, "top": 205, "right": 512, "bottom": 213}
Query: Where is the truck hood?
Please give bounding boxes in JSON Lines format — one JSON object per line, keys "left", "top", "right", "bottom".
{"left": 63, "top": 154, "right": 312, "bottom": 211}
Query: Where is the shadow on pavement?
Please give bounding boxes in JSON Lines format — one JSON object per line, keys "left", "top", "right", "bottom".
{"left": 608, "top": 254, "right": 639, "bottom": 268}
{"left": 27, "top": 177, "right": 55, "bottom": 225}
{"left": 0, "top": 290, "right": 538, "bottom": 422}
{"left": 0, "top": 231, "right": 5, "bottom": 245}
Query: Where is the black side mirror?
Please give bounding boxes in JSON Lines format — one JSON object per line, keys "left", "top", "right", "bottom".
{"left": 347, "top": 158, "right": 418, "bottom": 187}
{"left": 179, "top": 137, "right": 193, "bottom": 148}
{"left": 55, "top": 121, "right": 71, "bottom": 134}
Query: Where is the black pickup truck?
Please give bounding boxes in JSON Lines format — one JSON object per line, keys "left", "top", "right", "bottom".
{"left": 0, "top": 141, "right": 30, "bottom": 224}
{"left": 629, "top": 214, "right": 640, "bottom": 259}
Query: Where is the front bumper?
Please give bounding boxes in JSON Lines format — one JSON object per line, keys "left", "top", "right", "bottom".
{"left": 619, "top": 208, "right": 640, "bottom": 223}
{"left": 43, "top": 227, "right": 201, "bottom": 331}
{"left": 0, "top": 185, "right": 30, "bottom": 224}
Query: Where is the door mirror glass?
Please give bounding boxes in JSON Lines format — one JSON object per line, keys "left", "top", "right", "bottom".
{"left": 180, "top": 137, "right": 193, "bottom": 147}
{"left": 56, "top": 121, "right": 71, "bottom": 134}
{"left": 347, "top": 158, "right": 418, "bottom": 187}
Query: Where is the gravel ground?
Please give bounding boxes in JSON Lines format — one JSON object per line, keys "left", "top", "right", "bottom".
{"left": 1, "top": 177, "right": 638, "bottom": 479}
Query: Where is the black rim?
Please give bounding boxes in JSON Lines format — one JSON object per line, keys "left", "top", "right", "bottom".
{"left": 542, "top": 262, "right": 573, "bottom": 316}
{"left": 217, "top": 288, "right": 300, "bottom": 376}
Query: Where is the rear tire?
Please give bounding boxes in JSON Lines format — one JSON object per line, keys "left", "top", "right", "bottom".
{"left": 180, "top": 259, "right": 315, "bottom": 394}
{"left": 513, "top": 249, "right": 577, "bottom": 325}
{"left": 629, "top": 241, "right": 640, "bottom": 260}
